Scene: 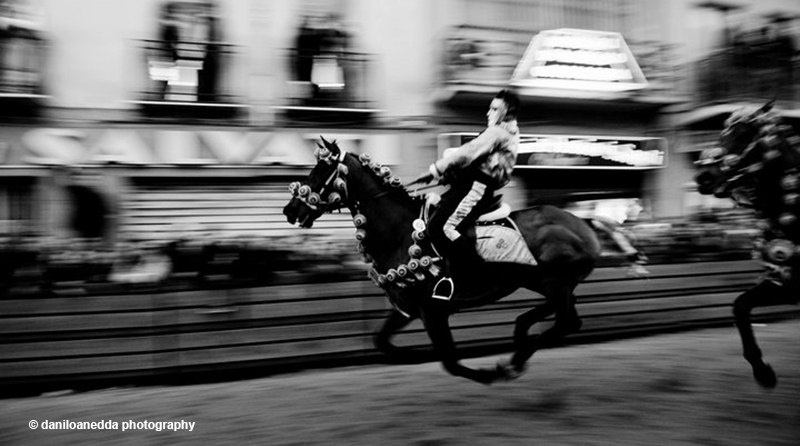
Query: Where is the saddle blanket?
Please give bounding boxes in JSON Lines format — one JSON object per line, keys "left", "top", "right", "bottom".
{"left": 475, "top": 224, "right": 537, "bottom": 266}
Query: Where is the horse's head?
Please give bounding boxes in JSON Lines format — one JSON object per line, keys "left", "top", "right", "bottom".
{"left": 283, "top": 136, "right": 407, "bottom": 229}
{"left": 283, "top": 136, "right": 352, "bottom": 228}
{"left": 694, "top": 101, "right": 785, "bottom": 199}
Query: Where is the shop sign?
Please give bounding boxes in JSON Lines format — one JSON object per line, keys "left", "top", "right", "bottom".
{"left": 440, "top": 133, "right": 666, "bottom": 169}
{"left": 511, "top": 28, "right": 647, "bottom": 92}
{"left": 0, "top": 128, "right": 401, "bottom": 166}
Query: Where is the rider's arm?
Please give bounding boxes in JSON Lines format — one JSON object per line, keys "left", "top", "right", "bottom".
{"left": 429, "top": 127, "right": 504, "bottom": 180}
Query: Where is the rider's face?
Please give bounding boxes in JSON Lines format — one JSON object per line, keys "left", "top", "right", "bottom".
{"left": 486, "top": 98, "right": 508, "bottom": 127}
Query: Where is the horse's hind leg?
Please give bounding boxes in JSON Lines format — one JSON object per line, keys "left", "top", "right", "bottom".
{"left": 509, "top": 281, "right": 581, "bottom": 372}
{"left": 505, "top": 302, "right": 554, "bottom": 372}
{"left": 733, "top": 280, "right": 795, "bottom": 388}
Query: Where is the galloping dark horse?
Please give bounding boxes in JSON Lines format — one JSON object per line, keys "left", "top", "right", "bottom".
{"left": 283, "top": 137, "right": 601, "bottom": 384}
{"left": 694, "top": 102, "right": 800, "bottom": 388}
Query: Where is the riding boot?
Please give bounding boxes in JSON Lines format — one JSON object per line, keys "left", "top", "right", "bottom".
{"left": 432, "top": 236, "right": 482, "bottom": 300}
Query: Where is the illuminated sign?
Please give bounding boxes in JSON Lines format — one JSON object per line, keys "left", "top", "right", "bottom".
{"left": 439, "top": 133, "right": 666, "bottom": 170}
{"left": 511, "top": 28, "right": 647, "bottom": 92}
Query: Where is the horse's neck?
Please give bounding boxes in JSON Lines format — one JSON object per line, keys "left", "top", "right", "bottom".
{"left": 352, "top": 183, "right": 418, "bottom": 270}
{"left": 755, "top": 180, "right": 800, "bottom": 241}
{"left": 753, "top": 129, "right": 800, "bottom": 241}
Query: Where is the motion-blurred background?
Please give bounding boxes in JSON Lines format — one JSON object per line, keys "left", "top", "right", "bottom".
{"left": 0, "top": 0, "right": 798, "bottom": 393}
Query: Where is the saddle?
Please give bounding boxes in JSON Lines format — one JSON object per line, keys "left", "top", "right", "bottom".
{"left": 424, "top": 193, "right": 537, "bottom": 267}
{"left": 366, "top": 194, "right": 537, "bottom": 304}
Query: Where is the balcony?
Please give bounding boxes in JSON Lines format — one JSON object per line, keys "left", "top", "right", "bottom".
{"left": 680, "top": 37, "right": 800, "bottom": 130}
{"left": 0, "top": 23, "right": 47, "bottom": 116}
{"left": 129, "top": 38, "right": 249, "bottom": 121}
{"left": 694, "top": 47, "right": 799, "bottom": 106}
{"left": 272, "top": 49, "right": 380, "bottom": 125}
{"left": 440, "top": 26, "right": 530, "bottom": 93}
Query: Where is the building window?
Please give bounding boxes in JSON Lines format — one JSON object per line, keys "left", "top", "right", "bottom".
{"left": 140, "top": 1, "right": 234, "bottom": 104}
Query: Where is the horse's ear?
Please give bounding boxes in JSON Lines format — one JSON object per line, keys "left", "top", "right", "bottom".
{"left": 320, "top": 136, "right": 340, "bottom": 156}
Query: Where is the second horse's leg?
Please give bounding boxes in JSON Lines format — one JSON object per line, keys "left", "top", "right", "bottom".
{"left": 733, "top": 280, "right": 795, "bottom": 388}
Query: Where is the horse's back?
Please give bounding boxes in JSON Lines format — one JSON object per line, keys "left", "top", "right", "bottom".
{"left": 510, "top": 205, "right": 601, "bottom": 270}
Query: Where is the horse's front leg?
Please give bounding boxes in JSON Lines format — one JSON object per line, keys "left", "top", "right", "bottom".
{"left": 420, "top": 305, "right": 504, "bottom": 385}
{"left": 732, "top": 280, "right": 795, "bottom": 388}
{"left": 373, "top": 308, "right": 428, "bottom": 363}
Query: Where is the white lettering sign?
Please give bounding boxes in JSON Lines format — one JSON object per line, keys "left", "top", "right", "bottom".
{"left": 13, "top": 129, "right": 399, "bottom": 166}
{"left": 519, "top": 139, "right": 664, "bottom": 167}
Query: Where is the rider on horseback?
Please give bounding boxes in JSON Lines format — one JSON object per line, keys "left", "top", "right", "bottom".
{"left": 421, "top": 89, "right": 521, "bottom": 300}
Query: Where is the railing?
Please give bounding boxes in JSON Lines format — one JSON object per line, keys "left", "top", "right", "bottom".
{"left": 280, "top": 49, "right": 377, "bottom": 112}
{"left": 2, "top": 258, "right": 798, "bottom": 396}
{"left": 133, "top": 38, "right": 242, "bottom": 105}
{"left": 692, "top": 45, "right": 800, "bottom": 107}
{"left": 0, "top": 29, "right": 45, "bottom": 95}
{"left": 442, "top": 26, "right": 530, "bottom": 86}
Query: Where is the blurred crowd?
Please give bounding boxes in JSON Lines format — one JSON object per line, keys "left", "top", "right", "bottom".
{"left": 0, "top": 203, "right": 763, "bottom": 298}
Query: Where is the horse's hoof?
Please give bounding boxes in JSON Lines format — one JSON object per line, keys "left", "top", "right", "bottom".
{"left": 495, "top": 359, "right": 526, "bottom": 382}
{"left": 752, "top": 363, "right": 777, "bottom": 389}
{"left": 626, "top": 263, "right": 650, "bottom": 278}
{"left": 469, "top": 369, "right": 498, "bottom": 386}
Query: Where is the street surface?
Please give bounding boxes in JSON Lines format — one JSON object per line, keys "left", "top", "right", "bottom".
{"left": 2, "top": 319, "right": 799, "bottom": 446}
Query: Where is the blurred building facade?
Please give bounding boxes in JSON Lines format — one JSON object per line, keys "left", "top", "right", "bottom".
{"left": 0, "top": 0, "right": 797, "bottom": 245}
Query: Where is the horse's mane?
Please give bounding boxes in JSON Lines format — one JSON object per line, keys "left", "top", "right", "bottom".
{"left": 725, "top": 106, "right": 782, "bottom": 130}
{"left": 341, "top": 151, "right": 421, "bottom": 210}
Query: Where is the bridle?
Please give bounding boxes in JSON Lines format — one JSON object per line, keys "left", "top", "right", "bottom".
{"left": 288, "top": 146, "right": 406, "bottom": 218}
{"left": 285, "top": 139, "right": 446, "bottom": 290}
{"left": 289, "top": 148, "right": 351, "bottom": 214}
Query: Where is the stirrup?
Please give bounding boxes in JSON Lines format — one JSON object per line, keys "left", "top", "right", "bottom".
{"left": 432, "top": 277, "right": 454, "bottom": 300}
